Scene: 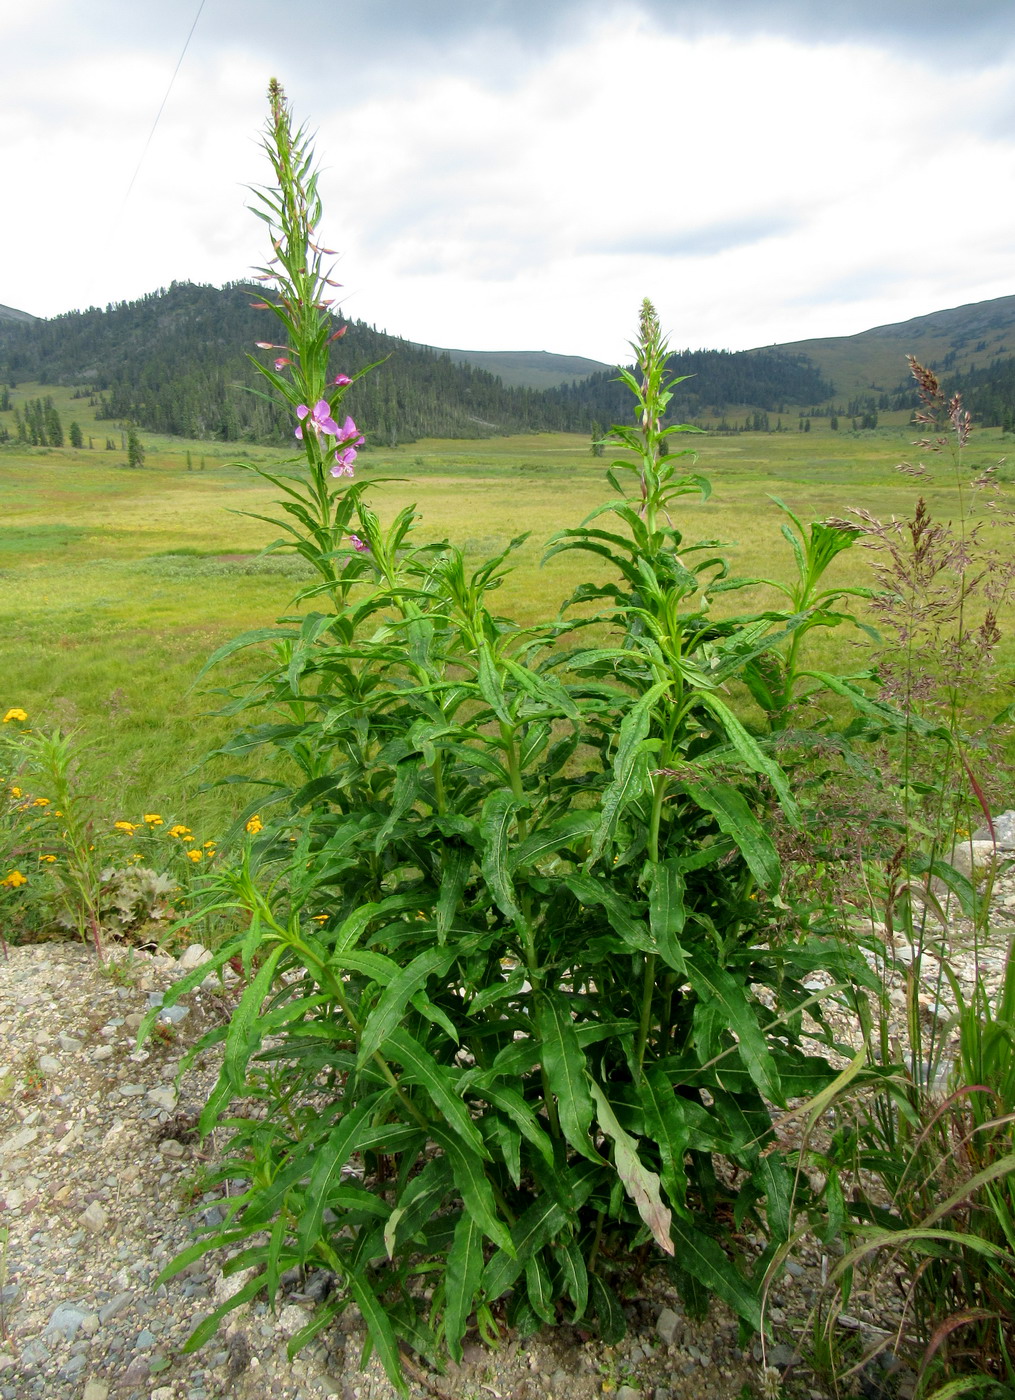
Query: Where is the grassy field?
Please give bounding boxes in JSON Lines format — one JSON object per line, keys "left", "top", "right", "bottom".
{"left": 2, "top": 381, "right": 1013, "bottom": 829}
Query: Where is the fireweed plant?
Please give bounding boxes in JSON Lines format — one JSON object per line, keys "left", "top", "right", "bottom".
{"left": 150, "top": 84, "right": 914, "bottom": 1389}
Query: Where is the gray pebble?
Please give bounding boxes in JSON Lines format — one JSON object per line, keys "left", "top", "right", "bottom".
{"left": 99, "top": 1290, "right": 134, "bottom": 1324}
{"left": 59, "top": 1353, "right": 88, "bottom": 1380}
{"left": 20, "top": 1339, "right": 50, "bottom": 1367}
{"left": 44, "top": 1301, "right": 90, "bottom": 1340}
{"left": 135, "top": 1328, "right": 158, "bottom": 1350}
{"left": 656, "top": 1305, "right": 681, "bottom": 1346}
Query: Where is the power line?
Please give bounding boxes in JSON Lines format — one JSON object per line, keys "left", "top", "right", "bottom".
{"left": 121, "top": 0, "right": 209, "bottom": 207}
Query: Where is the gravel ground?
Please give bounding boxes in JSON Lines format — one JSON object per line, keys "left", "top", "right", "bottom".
{"left": 2, "top": 857, "right": 1013, "bottom": 1400}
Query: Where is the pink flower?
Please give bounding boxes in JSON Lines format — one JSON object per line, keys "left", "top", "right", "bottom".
{"left": 333, "top": 373, "right": 351, "bottom": 386}
{"left": 295, "top": 399, "right": 339, "bottom": 440}
{"left": 349, "top": 534, "right": 370, "bottom": 553}
{"left": 331, "top": 447, "right": 357, "bottom": 476}
{"left": 274, "top": 357, "right": 292, "bottom": 371}
{"left": 336, "top": 415, "right": 364, "bottom": 447}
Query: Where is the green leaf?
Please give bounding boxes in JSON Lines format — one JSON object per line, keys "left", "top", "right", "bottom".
{"left": 681, "top": 779, "right": 780, "bottom": 891}
{"left": 356, "top": 946, "right": 457, "bottom": 1067}
{"left": 669, "top": 1219, "right": 762, "bottom": 1331}
{"left": 346, "top": 1270, "right": 408, "bottom": 1395}
{"left": 296, "top": 1096, "right": 383, "bottom": 1256}
{"left": 647, "top": 859, "right": 687, "bottom": 974}
{"left": 639, "top": 1066, "right": 692, "bottom": 1214}
{"left": 525, "top": 1252, "right": 557, "bottom": 1325}
{"left": 430, "top": 1122, "right": 513, "bottom": 1253}
{"left": 384, "top": 1028, "right": 489, "bottom": 1160}
{"left": 445, "top": 1214, "right": 485, "bottom": 1362}
{"left": 480, "top": 789, "right": 523, "bottom": 922}
{"left": 589, "top": 1080, "right": 673, "bottom": 1255}
{"left": 533, "top": 990, "right": 599, "bottom": 1161}
{"left": 222, "top": 946, "right": 283, "bottom": 1094}
{"left": 436, "top": 842, "right": 473, "bottom": 940}
{"left": 511, "top": 812, "right": 599, "bottom": 871}
{"left": 564, "top": 872, "right": 654, "bottom": 953}
{"left": 589, "top": 1274, "right": 626, "bottom": 1343}
{"left": 183, "top": 1272, "right": 266, "bottom": 1352}
{"left": 590, "top": 680, "right": 670, "bottom": 862}
{"left": 384, "top": 1157, "right": 453, "bottom": 1257}
{"left": 558, "top": 1235, "right": 589, "bottom": 1322}
{"left": 483, "top": 1161, "right": 600, "bottom": 1299}
{"left": 684, "top": 954, "right": 783, "bottom": 1106}
{"left": 468, "top": 970, "right": 525, "bottom": 1015}
{"left": 694, "top": 690, "right": 798, "bottom": 821}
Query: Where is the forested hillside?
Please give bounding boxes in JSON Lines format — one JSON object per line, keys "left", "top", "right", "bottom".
{"left": 545, "top": 347, "right": 834, "bottom": 425}
{"left": 0, "top": 281, "right": 835, "bottom": 445}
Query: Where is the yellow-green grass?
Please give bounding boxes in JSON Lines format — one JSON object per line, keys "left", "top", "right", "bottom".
{"left": 2, "top": 395, "right": 1012, "bottom": 830}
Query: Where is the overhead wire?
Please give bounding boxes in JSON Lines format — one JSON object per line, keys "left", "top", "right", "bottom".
{"left": 121, "top": 0, "right": 209, "bottom": 207}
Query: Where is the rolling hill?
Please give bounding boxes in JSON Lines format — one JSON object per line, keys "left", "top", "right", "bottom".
{"left": 759, "top": 294, "right": 1015, "bottom": 400}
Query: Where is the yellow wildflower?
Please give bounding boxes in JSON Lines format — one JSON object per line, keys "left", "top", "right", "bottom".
{"left": 203, "top": 840, "right": 216, "bottom": 850}
{"left": 3, "top": 708, "right": 27, "bottom": 724}
{"left": 1, "top": 870, "right": 27, "bottom": 888}
{"left": 33, "top": 797, "right": 50, "bottom": 807}
{"left": 186, "top": 849, "right": 202, "bottom": 863}
{"left": 53, "top": 810, "right": 63, "bottom": 817}
{"left": 143, "top": 814, "right": 163, "bottom": 826}
{"left": 168, "top": 825, "right": 192, "bottom": 838}
{"left": 10, "top": 787, "right": 22, "bottom": 798}
{"left": 39, "top": 854, "right": 57, "bottom": 863}
{"left": 245, "top": 815, "right": 263, "bottom": 834}
{"left": 114, "top": 821, "right": 138, "bottom": 833}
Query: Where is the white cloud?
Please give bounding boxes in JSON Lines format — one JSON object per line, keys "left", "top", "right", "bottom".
{"left": 3, "top": 2, "right": 1014, "bottom": 362}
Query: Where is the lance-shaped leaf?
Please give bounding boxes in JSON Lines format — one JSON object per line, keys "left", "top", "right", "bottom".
{"left": 680, "top": 779, "right": 780, "bottom": 891}
{"left": 534, "top": 990, "right": 599, "bottom": 1161}
{"left": 296, "top": 1095, "right": 387, "bottom": 1256}
{"left": 589, "top": 680, "right": 670, "bottom": 863}
{"left": 694, "top": 690, "right": 798, "bottom": 821}
{"left": 589, "top": 1080, "right": 673, "bottom": 1255}
{"left": 429, "top": 1123, "right": 514, "bottom": 1254}
{"left": 383, "top": 1028, "right": 489, "bottom": 1159}
{"left": 669, "top": 1219, "right": 763, "bottom": 1331}
{"left": 356, "top": 946, "right": 457, "bottom": 1067}
{"left": 480, "top": 789, "right": 523, "bottom": 922}
{"left": 445, "top": 1213, "right": 485, "bottom": 1362}
{"left": 684, "top": 953, "right": 783, "bottom": 1106}
{"left": 647, "top": 858, "right": 687, "bottom": 974}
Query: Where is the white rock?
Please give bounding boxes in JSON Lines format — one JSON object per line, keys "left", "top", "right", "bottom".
{"left": 947, "top": 841, "right": 999, "bottom": 879}
{"left": 146, "top": 1086, "right": 178, "bottom": 1112}
{"left": 0, "top": 1125, "right": 38, "bottom": 1160}
{"left": 83, "top": 1383, "right": 109, "bottom": 1400}
{"left": 80, "top": 1200, "right": 109, "bottom": 1233}
{"left": 656, "top": 1305, "right": 682, "bottom": 1345}
{"left": 178, "top": 942, "right": 213, "bottom": 971}
{"left": 275, "top": 1303, "right": 308, "bottom": 1337}
{"left": 214, "top": 1265, "right": 257, "bottom": 1306}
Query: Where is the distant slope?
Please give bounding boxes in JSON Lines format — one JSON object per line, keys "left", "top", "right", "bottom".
{"left": 0, "top": 282, "right": 591, "bottom": 443}
{"left": 759, "top": 294, "right": 1015, "bottom": 398}
{"left": 0, "top": 303, "right": 37, "bottom": 324}
{"left": 429, "top": 347, "right": 613, "bottom": 391}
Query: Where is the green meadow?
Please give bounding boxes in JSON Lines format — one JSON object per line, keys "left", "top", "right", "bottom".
{"left": 2, "top": 382, "right": 1012, "bottom": 830}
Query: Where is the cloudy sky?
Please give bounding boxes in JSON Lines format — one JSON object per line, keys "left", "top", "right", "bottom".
{"left": 4, "top": 0, "right": 1015, "bottom": 362}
